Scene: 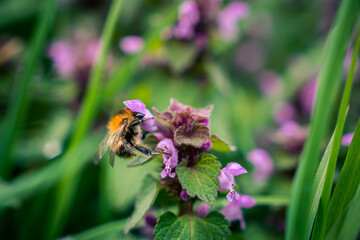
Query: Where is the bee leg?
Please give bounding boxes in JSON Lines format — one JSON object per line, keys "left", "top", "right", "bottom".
{"left": 129, "top": 119, "right": 141, "bottom": 127}
{"left": 134, "top": 145, "right": 152, "bottom": 156}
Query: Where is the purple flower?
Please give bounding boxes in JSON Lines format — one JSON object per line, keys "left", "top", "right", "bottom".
{"left": 220, "top": 195, "right": 256, "bottom": 230}
{"left": 299, "top": 78, "right": 317, "bottom": 116}
{"left": 259, "top": 71, "right": 284, "bottom": 97}
{"left": 217, "top": 2, "right": 249, "bottom": 40}
{"left": 247, "top": 149, "right": 274, "bottom": 184}
{"left": 196, "top": 203, "right": 210, "bottom": 218}
{"left": 48, "top": 41, "right": 75, "bottom": 77}
{"left": 157, "top": 139, "right": 179, "bottom": 178}
{"left": 273, "top": 102, "right": 296, "bottom": 124}
{"left": 173, "top": 1, "right": 200, "bottom": 39}
{"left": 119, "top": 36, "right": 144, "bottom": 54}
{"left": 272, "top": 120, "right": 308, "bottom": 153}
{"left": 180, "top": 189, "right": 191, "bottom": 201}
{"left": 123, "top": 99, "right": 157, "bottom": 132}
{"left": 218, "top": 162, "right": 247, "bottom": 201}
{"left": 153, "top": 99, "right": 213, "bottom": 132}
{"left": 341, "top": 132, "right": 354, "bottom": 146}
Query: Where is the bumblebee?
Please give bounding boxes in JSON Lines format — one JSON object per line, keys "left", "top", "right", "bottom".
{"left": 95, "top": 108, "right": 153, "bottom": 167}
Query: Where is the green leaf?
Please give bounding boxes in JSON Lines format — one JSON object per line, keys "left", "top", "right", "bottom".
{"left": 312, "top": 25, "right": 360, "bottom": 239}
{"left": 166, "top": 41, "right": 198, "bottom": 74}
{"left": 285, "top": 1, "right": 360, "bottom": 238}
{"left": 154, "top": 212, "right": 230, "bottom": 240}
{"left": 304, "top": 134, "right": 334, "bottom": 239}
{"left": 337, "top": 179, "right": 360, "bottom": 240}
{"left": 176, "top": 153, "right": 220, "bottom": 206}
{"left": 175, "top": 125, "right": 211, "bottom": 148}
{"left": 325, "top": 120, "right": 360, "bottom": 235}
{"left": 124, "top": 175, "right": 159, "bottom": 234}
{"left": 210, "top": 134, "right": 236, "bottom": 152}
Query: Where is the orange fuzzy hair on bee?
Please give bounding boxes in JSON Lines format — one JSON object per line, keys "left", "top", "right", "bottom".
{"left": 107, "top": 109, "right": 135, "bottom": 134}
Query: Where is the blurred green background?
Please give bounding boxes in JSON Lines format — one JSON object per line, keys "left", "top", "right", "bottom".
{"left": 0, "top": 0, "right": 358, "bottom": 239}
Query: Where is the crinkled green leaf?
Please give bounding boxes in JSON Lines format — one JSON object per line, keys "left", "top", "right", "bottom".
{"left": 124, "top": 175, "right": 158, "bottom": 234}
{"left": 154, "top": 212, "right": 230, "bottom": 240}
{"left": 210, "top": 134, "right": 236, "bottom": 152}
{"left": 176, "top": 153, "right": 220, "bottom": 206}
{"left": 175, "top": 125, "right": 211, "bottom": 148}
{"left": 166, "top": 41, "right": 198, "bottom": 74}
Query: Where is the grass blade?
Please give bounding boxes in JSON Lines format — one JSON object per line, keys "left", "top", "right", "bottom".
{"left": 285, "top": 1, "right": 360, "bottom": 239}
{"left": 304, "top": 134, "right": 334, "bottom": 239}
{"left": 337, "top": 175, "right": 360, "bottom": 240}
{"left": 0, "top": 0, "right": 57, "bottom": 179}
{"left": 325, "top": 119, "right": 360, "bottom": 238}
{"left": 311, "top": 25, "right": 360, "bottom": 239}
{"left": 45, "top": 1, "right": 124, "bottom": 238}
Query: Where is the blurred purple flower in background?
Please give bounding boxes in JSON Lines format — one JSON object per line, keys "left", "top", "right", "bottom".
{"left": 119, "top": 36, "right": 144, "bottom": 54}
{"left": 220, "top": 195, "right": 256, "bottom": 230}
{"left": 48, "top": 38, "right": 100, "bottom": 82}
{"left": 273, "top": 120, "right": 308, "bottom": 153}
{"left": 259, "top": 71, "right": 284, "bottom": 98}
{"left": 157, "top": 139, "right": 179, "bottom": 178}
{"left": 341, "top": 132, "right": 354, "bottom": 146}
{"left": 299, "top": 78, "right": 317, "bottom": 116}
{"left": 273, "top": 102, "right": 296, "bottom": 124}
{"left": 236, "top": 40, "right": 266, "bottom": 72}
{"left": 217, "top": 1, "right": 249, "bottom": 40}
{"left": 247, "top": 149, "right": 274, "bottom": 184}
{"left": 218, "top": 162, "right": 247, "bottom": 201}
{"left": 173, "top": 1, "right": 200, "bottom": 39}
{"left": 48, "top": 42, "right": 75, "bottom": 77}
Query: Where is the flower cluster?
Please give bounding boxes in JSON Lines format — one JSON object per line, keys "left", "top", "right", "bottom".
{"left": 122, "top": 99, "right": 255, "bottom": 232}
{"left": 170, "top": 0, "right": 249, "bottom": 44}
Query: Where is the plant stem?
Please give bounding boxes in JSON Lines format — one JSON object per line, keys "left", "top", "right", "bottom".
{"left": 179, "top": 199, "right": 195, "bottom": 216}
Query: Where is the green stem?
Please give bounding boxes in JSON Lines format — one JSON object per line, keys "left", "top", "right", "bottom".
{"left": 0, "top": 0, "right": 57, "bottom": 179}
{"left": 45, "top": 1, "right": 124, "bottom": 239}
{"left": 285, "top": 0, "right": 360, "bottom": 239}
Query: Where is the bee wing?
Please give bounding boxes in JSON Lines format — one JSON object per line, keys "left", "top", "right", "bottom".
{"left": 96, "top": 123, "right": 127, "bottom": 167}
{"left": 94, "top": 133, "right": 112, "bottom": 165}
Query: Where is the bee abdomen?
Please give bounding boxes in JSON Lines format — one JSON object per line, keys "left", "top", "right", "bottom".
{"left": 116, "top": 144, "right": 136, "bottom": 158}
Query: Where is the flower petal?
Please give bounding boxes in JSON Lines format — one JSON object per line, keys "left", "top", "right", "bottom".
{"left": 238, "top": 195, "right": 256, "bottom": 208}
{"left": 123, "top": 99, "right": 146, "bottom": 114}
{"left": 224, "top": 162, "right": 247, "bottom": 176}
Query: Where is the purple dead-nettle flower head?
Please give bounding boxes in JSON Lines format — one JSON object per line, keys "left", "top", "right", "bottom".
{"left": 218, "top": 162, "right": 247, "bottom": 201}
{"left": 220, "top": 195, "right": 256, "bottom": 230}
{"left": 341, "top": 132, "right": 354, "bottom": 146}
{"left": 157, "top": 139, "right": 179, "bottom": 178}
{"left": 217, "top": 1, "right": 249, "bottom": 41}
{"left": 123, "top": 99, "right": 157, "bottom": 132}
{"left": 247, "top": 149, "right": 274, "bottom": 184}
{"left": 173, "top": 1, "right": 200, "bottom": 39}
{"left": 119, "top": 36, "right": 144, "bottom": 54}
